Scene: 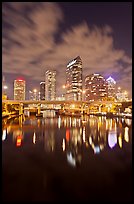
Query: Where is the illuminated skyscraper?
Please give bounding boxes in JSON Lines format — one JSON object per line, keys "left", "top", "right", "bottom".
{"left": 14, "top": 79, "right": 26, "bottom": 100}
{"left": 66, "top": 56, "right": 82, "bottom": 101}
{"left": 40, "top": 81, "right": 45, "bottom": 100}
{"left": 2, "top": 75, "right": 8, "bottom": 99}
{"left": 85, "top": 73, "right": 108, "bottom": 101}
{"left": 45, "top": 70, "right": 56, "bottom": 101}
{"left": 106, "top": 76, "right": 116, "bottom": 99}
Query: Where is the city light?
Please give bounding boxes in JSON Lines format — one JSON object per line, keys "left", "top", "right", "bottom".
{"left": 62, "top": 85, "right": 66, "bottom": 89}
{"left": 62, "top": 138, "right": 65, "bottom": 151}
{"left": 108, "top": 130, "right": 117, "bottom": 148}
{"left": 33, "top": 132, "right": 36, "bottom": 144}
{"left": 2, "top": 129, "right": 7, "bottom": 141}
{"left": 33, "top": 89, "right": 37, "bottom": 93}
{"left": 3, "top": 85, "right": 8, "bottom": 89}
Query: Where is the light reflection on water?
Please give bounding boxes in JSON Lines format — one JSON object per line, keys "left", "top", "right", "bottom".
{"left": 2, "top": 115, "right": 132, "bottom": 168}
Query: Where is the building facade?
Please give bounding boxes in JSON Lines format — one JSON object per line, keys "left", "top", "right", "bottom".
{"left": 40, "top": 81, "right": 45, "bottom": 100}
{"left": 14, "top": 79, "right": 26, "bottom": 100}
{"left": 116, "top": 87, "right": 128, "bottom": 102}
{"left": 2, "top": 75, "right": 8, "bottom": 100}
{"left": 85, "top": 73, "right": 108, "bottom": 101}
{"left": 66, "top": 56, "right": 82, "bottom": 101}
{"left": 45, "top": 70, "right": 56, "bottom": 101}
{"left": 106, "top": 76, "right": 116, "bottom": 99}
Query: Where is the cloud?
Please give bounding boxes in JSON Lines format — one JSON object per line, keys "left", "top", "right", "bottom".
{"left": 2, "top": 2, "right": 132, "bottom": 97}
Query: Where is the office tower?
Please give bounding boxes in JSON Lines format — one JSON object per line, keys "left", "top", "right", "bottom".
{"left": 66, "top": 56, "right": 82, "bottom": 101}
{"left": 14, "top": 79, "right": 26, "bottom": 100}
{"left": 106, "top": 76, "right": 116, "bottom": 99}
{"left": 2, "top": 75, "right": 8, "bottom": 99}
{"left": 45, "top": 70, "right": 56, "bottom": 101}
{"left": 85, "top": 73, "right": 108, "bottom": 101}
{"left": 116, "top": 88, "right": 128, "bottom": 102}
{"left": 28, "top": 90, "right": 38, "bottom": 100}
{"left": 40, "top": 81, "right": 45, "bottom": 100}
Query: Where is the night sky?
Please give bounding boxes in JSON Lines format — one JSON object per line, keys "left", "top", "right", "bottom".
{"left": 2, "top": 2, "right": 132, "bottom": 99}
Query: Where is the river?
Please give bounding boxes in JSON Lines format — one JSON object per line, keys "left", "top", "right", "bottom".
{"left": 2, "top": 115, "right": 132, "bottom": 202}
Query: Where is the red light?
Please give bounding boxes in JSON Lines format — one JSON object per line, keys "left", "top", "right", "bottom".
{"left": 66, "top": 129, "right": 70, "bottom": 142}
{"left": 16, "top": 135, "right": 22, "bottom": 147}
{"left": 16, "top": 78, "right": 25, "bottom": 82}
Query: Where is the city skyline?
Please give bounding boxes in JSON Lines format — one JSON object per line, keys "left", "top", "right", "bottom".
{"left": 2, "top": 2, "right": 132, "bottom": 99}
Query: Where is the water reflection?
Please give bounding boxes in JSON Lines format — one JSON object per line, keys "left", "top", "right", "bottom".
{"left": 2, "top": 129, "right": 7, "bottom": 141}
{"left": 124, "top": 127, "right": 129, "bottom": 143}
{"left": 44, "top": 130, "right": 55, "bottom": 152}
{"left": 108, "top": 130, "right": 117, "bottom": 149}
{"left": 33, "top": 131, "right": 36, "bottom": 144}
{"left": 2, "top": 115, "right": 132, "bottom": 168}
{"left": 13, "top": 129, "right": 24, "bottom": 147}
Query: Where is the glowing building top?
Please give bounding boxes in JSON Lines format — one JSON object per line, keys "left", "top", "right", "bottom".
{"left": 106, "top": 76, "right": 116, "bottom": 98}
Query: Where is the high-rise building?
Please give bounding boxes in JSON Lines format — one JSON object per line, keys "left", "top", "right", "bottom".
{"left": 85, "top": 73, "right": 108, "bottom": 101}
{"left": 45, "top": 70, "right": 56, "bottom": 101}
{"left": 106, "top": 76, "right": 116, "bottom": 99}
{"left": 14, "top": 79, "right": 26, "bottom": 100}
{"left": 29, "top": 89, "right": 38, "bottom": 100}
{"left": 2, "top": 75, "right": 8, "bottom": 100}
{"left": 40, "top": 81, "right": 45, "bottom": 100}
{"left": 116, "top": 87, "right": 129, "bottom": 102}
{"left": 66, "top": 56, "right": 82, "bottom": 101}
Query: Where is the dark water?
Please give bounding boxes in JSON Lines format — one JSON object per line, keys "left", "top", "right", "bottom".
{"left": 2, "top": 115, "right": 132, "bottom": 202}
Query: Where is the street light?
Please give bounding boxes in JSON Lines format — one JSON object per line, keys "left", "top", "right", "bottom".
{"left": 62, "top": 85, "right": 66, "bottom": 89}
{"left": 3, "top": 85, "right": 8, "bottom": 90}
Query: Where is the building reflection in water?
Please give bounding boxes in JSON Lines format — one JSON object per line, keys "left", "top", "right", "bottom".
{"left": 124, "top": 118, "right": 132, "bottom": 126}
{"left": 108, "top": 129, "right": 117, "bottom": 149}
{"left": 58, "top": 116, "right": 61, "bottom": 129}
{"left": 66, "top": 128, "right": 82, "bottom": 167}
{"left": 2, "top": 129, "right": 7, "bottom": 141}
{"left": 33, "top": 131, "right": 36, "bottom": 144}
{"left": 13, "top": 129, "right": 24, "bottom": 147}
{"left": 44, "top": 130, "right": 55, "bottom": 152}
{"left": 62, "top": 138, "right": 66, "bottom": 151}
{"left": 124, "top": 127, "right": 129, "bottom": 143}
{"left": 2, "top": 115, "right": 132, "bottom": 167}
{"left": 118, "top": 133, "right": 122, "bottom": 148}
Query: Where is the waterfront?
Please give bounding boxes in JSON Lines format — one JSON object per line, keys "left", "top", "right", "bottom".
{"left": 2, "top": 115, "right": 132, "bottom": 202}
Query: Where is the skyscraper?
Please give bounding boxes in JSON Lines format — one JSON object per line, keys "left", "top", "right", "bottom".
{"left": 66, "top": 56, "right": 82, "bottom": 101}
{"left": 2, "top": 75, "right": 8, "bottom": 100}
{"left": 40, "top": 81, "right": 45, "bottom": 100}
{"left": 85, "top": 73, "right": 108, "bottom": 101}
{"left": 14, "top": 79, "right": 26, "bottom": 100}
{"left": 106, "top": 76, "right": 116, "bottom": 99}
{"left": 45, "top": 70, "right": 56, "bottom": 101}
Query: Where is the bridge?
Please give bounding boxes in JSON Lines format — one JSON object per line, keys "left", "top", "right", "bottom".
{"left": 2, "top": 99, "right": 132, "bottom": 117}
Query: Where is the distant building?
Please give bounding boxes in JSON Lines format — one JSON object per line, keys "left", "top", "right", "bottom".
{"left": 14, "top": 79, "right": 26, "bottom": 100}
{"left": 106, "top": 76, "right": 116, "bottom": 99}
{"left": 45, "top": 70, "right": 56, "bottom": 101}
{"left": 56, "top": 95, "right": 65, "bottom": 101}
{"left": 85, "top": 73, "right": 108, "bottom": 101}
{"left": 66, "top": 56, "right": 82, "bottom": 101}
{"left": 40, "top": 81, "right": 45, "bottom": 100}
{"left": 116, "top": 88, "right": 129, "bottom": 102}
{"left": 29, "top": 89, "right": 39, "bottom": 101}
